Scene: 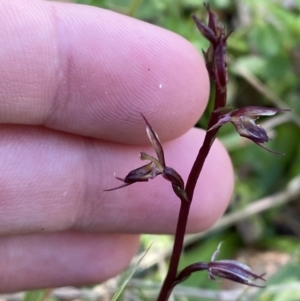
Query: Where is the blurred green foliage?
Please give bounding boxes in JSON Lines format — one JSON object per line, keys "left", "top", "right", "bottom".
{"left": 22, "top": 289, "right": 54, "bottom": 301}
{"left": 71, "top": 0, "right": 300, "bottom": 300}
{"left": 252, "top": 249, "right": 300, "bottom": 301}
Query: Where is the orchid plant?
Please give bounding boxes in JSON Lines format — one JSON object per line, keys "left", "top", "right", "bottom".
{"left": 106, "top": 4, "right": 289, "bottom": 301}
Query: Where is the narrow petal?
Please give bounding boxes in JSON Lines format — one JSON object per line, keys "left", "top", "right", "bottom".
{"left": 192, "top": 14, "right": 217, "bottom": 44}
{"left": 140, "top": 152, "right": 164, "bottom": 173}
{"left": 104, "top": 162, "right": 159, "bottom": 191}
{"left": 208, "top": 114, "right": 231, "bottom": 131}
{"left": 103, "top": 176, "right": 135, "bottom": 191}
{"left": 141, "top": 114, "right": 165, "bottom": 167}
{"left": 205, "top": 3, "right": 224, "bottom": 39}
{"left": 103, "top": 182, "right": 132, "bottom": 191}
{"left": 211, "top": 241, "right": 223, "bottom": 261}
{"left": 231, "top": 106, "right": 289, "bottom": 117}
{"left": 255, "top": 142, "right": 285, "bottom": 155}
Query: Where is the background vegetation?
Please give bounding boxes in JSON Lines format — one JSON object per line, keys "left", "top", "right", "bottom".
{"left": 11, "top": 1, "right": 300, "bottom": 300}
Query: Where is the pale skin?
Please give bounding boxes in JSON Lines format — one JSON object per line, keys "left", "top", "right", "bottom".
{"left": 0, "top": 0, "right": 234, "bottom": 293}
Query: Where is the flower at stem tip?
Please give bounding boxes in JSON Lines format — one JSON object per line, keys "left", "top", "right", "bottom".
{"left": 104, "top": 114, "right": 189, "bottom": 202}
{"left": 192, "top": 3, "right": 231, "bottom": 93}
{"left": 209, "top": 106, "right": 291, "bottom": 154}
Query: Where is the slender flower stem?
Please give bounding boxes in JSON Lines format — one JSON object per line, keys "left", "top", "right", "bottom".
{"left": 157, "top": 6, "right": 228, "bottom": 297}
{"left": 186, "top": 128, "right": 220, "bottom": 199}
{"left": 157, "top": 85, "right": 224, "bottom": 301}
{"left": 156, "top": 123, "right": 221, "bottom": 301}
{"left": 156, "top": 201, "right": 190, "bottom": 301}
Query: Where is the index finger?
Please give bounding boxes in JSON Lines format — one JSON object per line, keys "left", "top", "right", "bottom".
{"left": 0, "top": 0, "right": 209, "bottom": 144}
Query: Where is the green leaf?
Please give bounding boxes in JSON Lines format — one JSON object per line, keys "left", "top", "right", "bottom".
{"left": 248, "top": 23, "right": 281, "bottom": 57}
{"left": 111, "top": 244, "right": 151, "bottom": 301}
{"left": 231, "top": 55, "right": 268, "bottom": 78}
{"left": 252, "top": 249, "right": 300, "bottom": 301}
{"left": 22, "top": 289, "right": 52, "bottom": 301}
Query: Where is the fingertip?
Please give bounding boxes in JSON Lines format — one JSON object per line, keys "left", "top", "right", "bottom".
{"left": 0, "top": 0, "right": 209, "bottom": 143}
{"left": 0, "top": 232, "right": 140, "bottom": 292}
{"left": 46, "top": 1, "right": 210, "bottom": 143}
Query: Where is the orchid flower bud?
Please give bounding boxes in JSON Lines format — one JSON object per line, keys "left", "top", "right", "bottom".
{"left": 192, "top": 3, "right": 230, "bottom": 90}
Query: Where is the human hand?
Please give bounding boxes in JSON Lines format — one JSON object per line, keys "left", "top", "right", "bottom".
{"left": 0, "top": 0, "right": 233, "bottom": 292}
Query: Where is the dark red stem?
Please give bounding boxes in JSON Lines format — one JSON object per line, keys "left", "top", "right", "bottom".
{"left": 157, "top": 5, "right": 227, "bottom": 300}
{"left": 156, "top": 125, "right": 220, "bottom": 301}
{"left": 157, "top": 62, "right": 227, "bottom": 300}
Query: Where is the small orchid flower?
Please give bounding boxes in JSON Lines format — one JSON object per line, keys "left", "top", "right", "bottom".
{"left": 105, "top": 114, "right": 188, "bottom": 202}
{"left": 209, "top": 106, "right": 290, "bottom": 154}
{"left": 174, "top": 242, "right": 266, "bottom": 288}
{"left": 207, "top": 242, "right": 266, "bottom": 287}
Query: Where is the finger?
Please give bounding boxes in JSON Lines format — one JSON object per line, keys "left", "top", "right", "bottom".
{"left": 0, "top": 231, "right": 139, "bottom": 292}
{"left": 0, "top": 125, "right": 233, "bottom": 235}
{"left": 0, "top": 0, "right": 209, "bottom": 144}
